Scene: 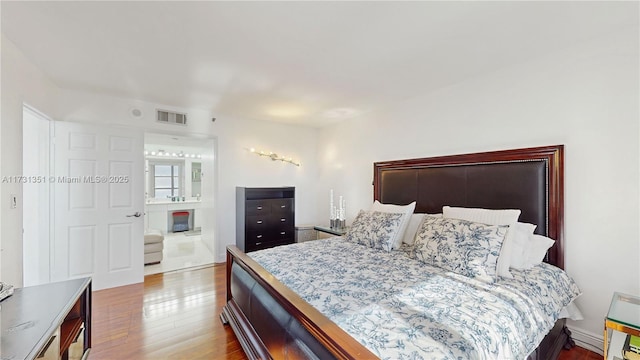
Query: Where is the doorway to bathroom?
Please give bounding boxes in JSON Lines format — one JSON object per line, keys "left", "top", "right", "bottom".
{"left": 143, "top": 132, "right": 216, "bottom": 275}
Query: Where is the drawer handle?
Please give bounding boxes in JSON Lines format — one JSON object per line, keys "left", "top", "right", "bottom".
{"left": 257, "top": 206, "right": 263, "bottom": 210}
{"left": 256, "top": 220, "right": 263, "bottom": 224}
{"left": 280, "top": 218, "right": 286, "bottom": 222}
{"left": 280, "top": 205, "right": 286, "bottom": 208}
{"left": 256, "top": 242, "right": 262, "bottom": 246}
{"left": 280, "top": 231, "right": 286, "bottom": 235}
{"left": 256, "top": 235, "right": 263, "bottom": 239}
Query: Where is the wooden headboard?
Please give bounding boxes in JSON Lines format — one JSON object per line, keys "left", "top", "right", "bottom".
{"left": 373, "top": 145, "right": 565, "bottom": 269}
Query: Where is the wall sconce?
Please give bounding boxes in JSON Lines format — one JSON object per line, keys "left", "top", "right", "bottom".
{"left": 248, "top": 148, "right": 300, "bottom": 167}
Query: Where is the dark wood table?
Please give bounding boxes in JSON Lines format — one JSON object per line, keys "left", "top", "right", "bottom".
{"left": 1, "top": 277, "right": 91, "bottom": 360}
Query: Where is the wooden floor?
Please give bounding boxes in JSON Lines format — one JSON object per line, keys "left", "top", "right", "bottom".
{"left": 558, "top": 346, "right": 602, "bottom": 360}
{"left": 90, "top": 264, "right": 600, "bottom": 360}
{"left": 90, "top": 264, "right": 246, "bottom": 360}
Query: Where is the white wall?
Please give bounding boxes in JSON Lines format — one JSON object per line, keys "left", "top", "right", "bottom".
{"left": 56, "top": 88, "right": 319, "bottom": 262}
{"left": 1, "top": 34, "right": 60, "bottom": 286}
{"left": 316, "top": 28, "right": 639, "bottom": 345}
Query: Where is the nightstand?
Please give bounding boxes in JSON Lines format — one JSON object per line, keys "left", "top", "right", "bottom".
{"left": 295, "top": 225, "right": 316, "bottom": 243}
{"left": 313, "top": 226, "right": 346, "bottom": 239}
{"left": 604, "top": 292, "right": 640, "bottom": 360}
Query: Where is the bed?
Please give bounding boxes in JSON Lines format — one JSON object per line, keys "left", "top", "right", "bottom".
{"left": 221, "top": 145, "right": 577, "bottom": 359}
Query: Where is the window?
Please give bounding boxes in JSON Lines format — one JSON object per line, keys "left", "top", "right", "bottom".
{"left": 152, "top": 163, "right": 181, "bottom": 199}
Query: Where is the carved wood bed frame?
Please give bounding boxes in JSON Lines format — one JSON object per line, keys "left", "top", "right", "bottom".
{"left": 221, "top": 145, "right": 571, "bottom": 360}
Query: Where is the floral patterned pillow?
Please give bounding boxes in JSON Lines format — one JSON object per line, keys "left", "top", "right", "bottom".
{"left": 345, "top": 210, "right": 405, "bottom": 252}
{"left": 412, "top": 215, "right": 508, "bottom": 283}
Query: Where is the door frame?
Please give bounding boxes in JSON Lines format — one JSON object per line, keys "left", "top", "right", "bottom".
{"left": 22, "top": 104, "right": 55, "bottom": 286}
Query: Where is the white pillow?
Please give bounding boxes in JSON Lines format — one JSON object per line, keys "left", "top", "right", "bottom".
{"left": 442, "top": 206, "right": 521, "bottom": 279}
{"left": 402, "top": 213, "right": 443, "bottom": 245}
{"left": 509, "top": 222, "right": 537, "bottom": 270}
{"left": 371, "top": 200, "right": 416, "bottom": 249}
{"left": 402, "top": 214, "right": 424, "bottom": 245}
{"left": 526, "top": 234, "right": 555, "bottom": 267}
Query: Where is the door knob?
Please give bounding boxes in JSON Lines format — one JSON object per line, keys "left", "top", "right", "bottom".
{"left": 126, "top": 212, "right": 142, "bottom": 218}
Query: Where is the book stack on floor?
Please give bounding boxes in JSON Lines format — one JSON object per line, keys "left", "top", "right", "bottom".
{"left": 623, "top": 334, "right": 640, "bottom": 360}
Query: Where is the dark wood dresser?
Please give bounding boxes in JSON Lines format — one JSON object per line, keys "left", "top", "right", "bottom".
{"left": 0, "top": 277, "right": 91, "bottom": 360}
{"left": 236, "top": 187, "right": 295, "bottom": 252}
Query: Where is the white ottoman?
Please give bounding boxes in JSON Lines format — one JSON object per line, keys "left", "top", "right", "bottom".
{"left": 144, "top": 229, "right": 164, "bottom": 265}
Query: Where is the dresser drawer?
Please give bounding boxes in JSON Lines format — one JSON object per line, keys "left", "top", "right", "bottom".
{"left": 271, "top": 198, "right": 293, "bottom": 213}
{"left": 250, "top": 238, "right": 292, "bottom": 252}
{"left": 273, "top": 227, "right": 294, "bottom": 241}
{"left": 246, "top": 231, "right": 270, "bottom": 247}
{"left": 246, "top": 200, "right": 271, "bottom": 215}
{"left": 247, "top": 227, "right": 293, "bottom": 241}
{"left": 272, "top": 214, "right": 292, "bottom": 227}
{"left": 246, "top": 215, "right": 270, "bottom": 230}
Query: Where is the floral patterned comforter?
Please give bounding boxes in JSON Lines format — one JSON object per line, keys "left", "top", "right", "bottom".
{"left": 249, "top": 238, "right": 580, "bottom": 360}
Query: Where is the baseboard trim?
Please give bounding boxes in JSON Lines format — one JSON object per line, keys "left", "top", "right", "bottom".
{"left": 568, "top": 325, "right": 603, "bottom": 355}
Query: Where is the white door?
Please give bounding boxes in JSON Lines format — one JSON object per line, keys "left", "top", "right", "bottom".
{"left": 52, "top": 122, "right": 144, "bottom": 290}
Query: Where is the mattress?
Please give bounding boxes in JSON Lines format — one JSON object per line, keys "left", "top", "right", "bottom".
{"left": 249, "top": 237, "right": 580, "bottom": 360}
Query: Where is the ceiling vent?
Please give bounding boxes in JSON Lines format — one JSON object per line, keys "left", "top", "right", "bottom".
{"left": 156, "top": 109, "right": 187, "bottom": 125}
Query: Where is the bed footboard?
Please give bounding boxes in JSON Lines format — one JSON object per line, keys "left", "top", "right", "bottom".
{"left": 221, "top": 245, "right": 377, "bottom": 360}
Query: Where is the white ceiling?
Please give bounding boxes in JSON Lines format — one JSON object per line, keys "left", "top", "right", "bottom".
{"left": 1, "top": 1, "right": 636, "bottom": 128}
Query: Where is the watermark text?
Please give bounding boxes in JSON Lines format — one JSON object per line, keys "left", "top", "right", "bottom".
{"left": 2, "top": 175, "right": 130, "bottom": 184}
